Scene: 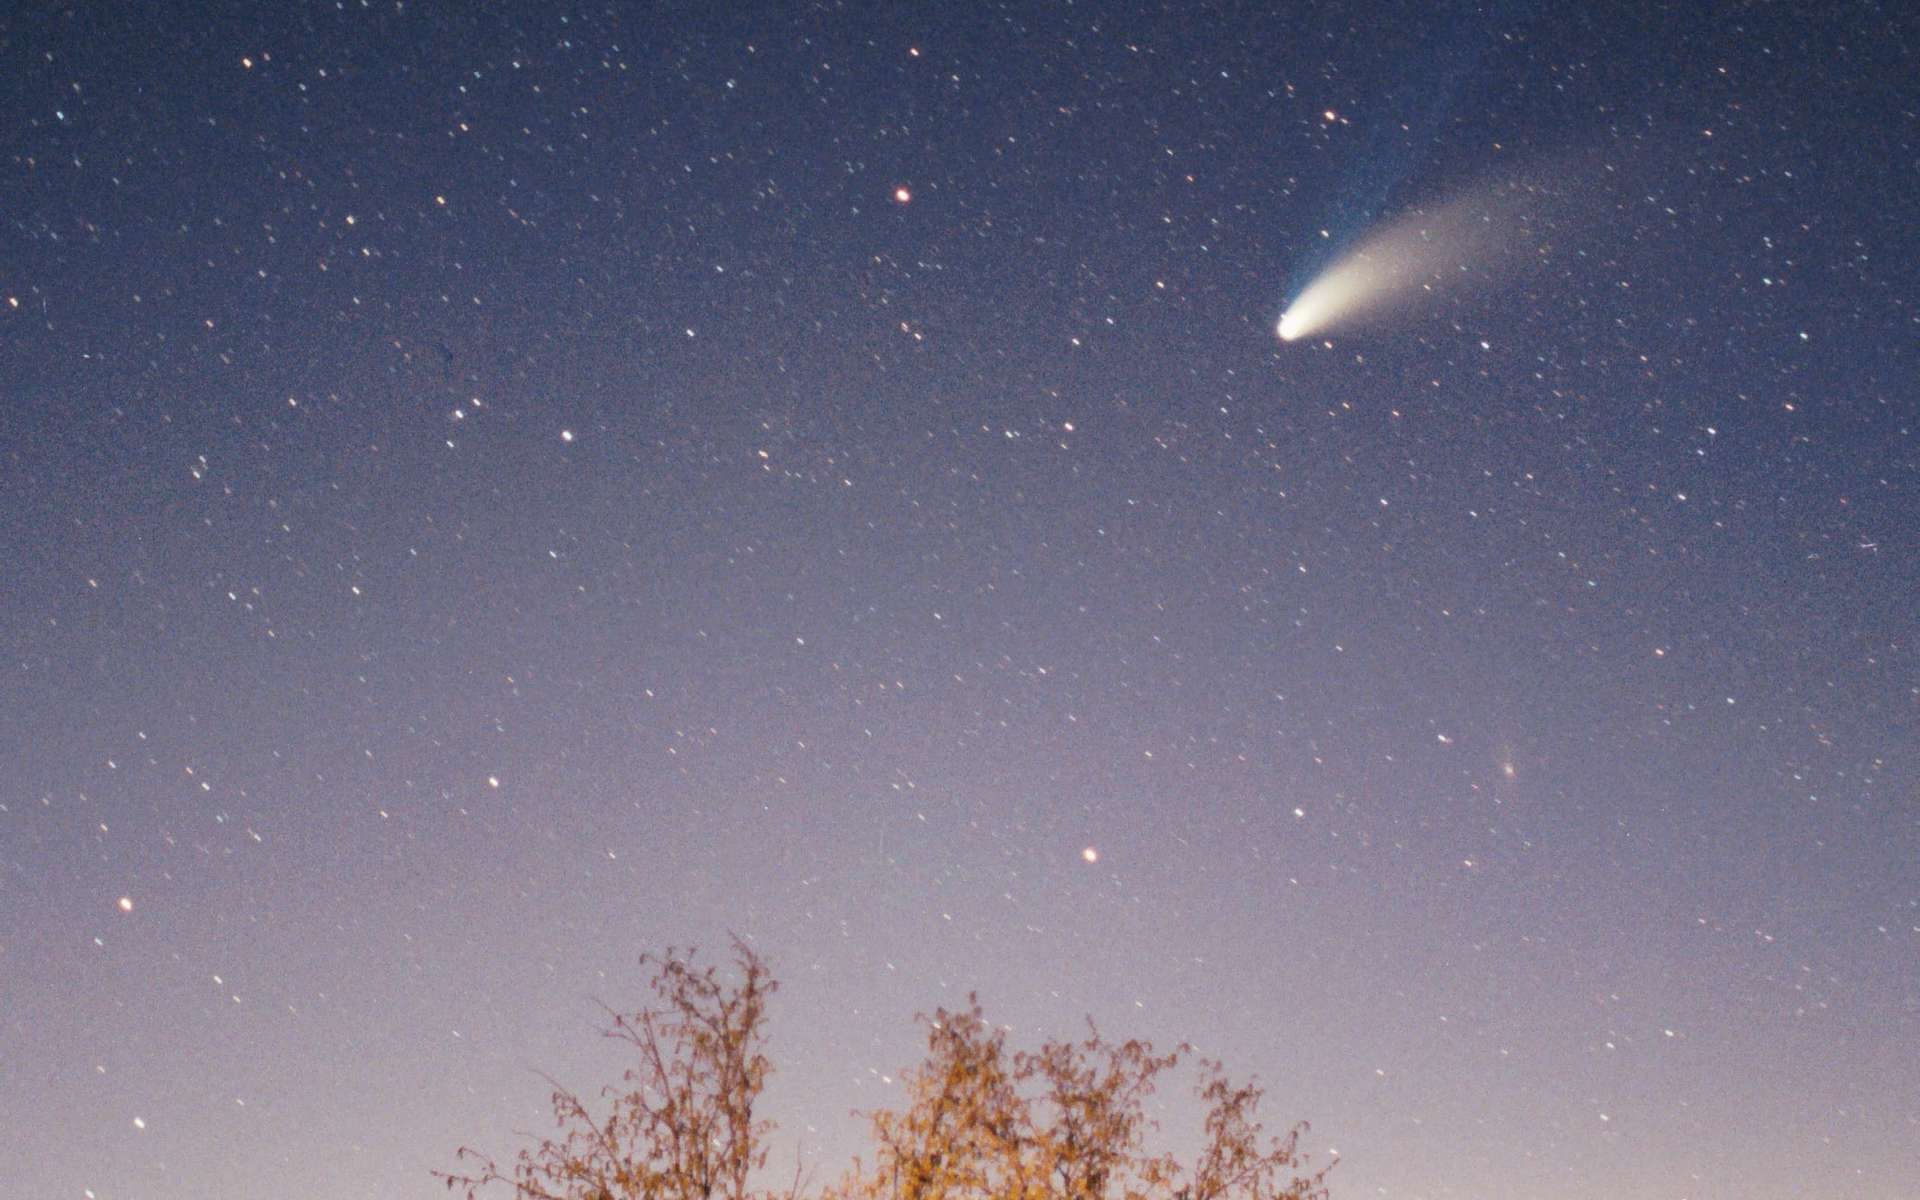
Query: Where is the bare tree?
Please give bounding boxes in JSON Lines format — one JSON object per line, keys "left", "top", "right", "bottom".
{"left": 445, "top": 953, "right": 1330, "bottom": 1200}
{"left": 835, "top": 1002, "right": 1329, "bottom": 1200}
{"left": 1017, "top": 1024, "right": 1182, "bottom": 1200}
{"left": 1176, "top": 1061, "right": 1330, "bottom": 1200}
{"left": 440, "top": 938, "right": 792, "bottom": 1200}
{"left": 846, "top": 1001, "right": 1026, "bottom": 1200}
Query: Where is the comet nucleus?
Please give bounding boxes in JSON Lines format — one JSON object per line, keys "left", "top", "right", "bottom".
{"left": 1276, "top": 306, "right": 1312, "bottom": 342}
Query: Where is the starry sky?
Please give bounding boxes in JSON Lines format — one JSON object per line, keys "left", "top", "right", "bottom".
{"left": 3, "top": 3, "right": 1916, "bottom": 1198}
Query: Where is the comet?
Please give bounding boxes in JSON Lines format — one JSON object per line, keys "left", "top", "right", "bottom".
{"left": 1276, "top": 174, "right": 1545, "bottom": 342}
{"left": 1275, "top": 239, "right": 1416, "bottom": 342}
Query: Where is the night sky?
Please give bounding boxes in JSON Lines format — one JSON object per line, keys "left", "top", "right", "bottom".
{"left": 4, "top": 3, "right": 1917, "bottom": 1198}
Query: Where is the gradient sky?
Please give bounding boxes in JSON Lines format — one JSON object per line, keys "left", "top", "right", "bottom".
{"left": 4, "top": 3, "right": 1916, "bottom": 1199}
